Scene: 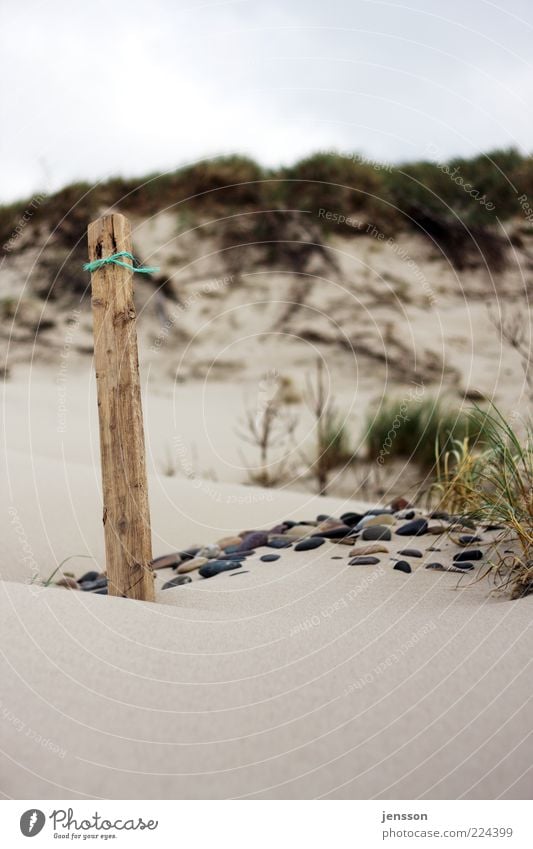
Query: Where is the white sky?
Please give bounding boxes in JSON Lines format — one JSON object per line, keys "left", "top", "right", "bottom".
{"left": 1, "top": 0, "right": 532, "bottom": 201}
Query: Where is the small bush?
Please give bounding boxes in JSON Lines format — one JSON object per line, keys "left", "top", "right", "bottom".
{"left": 365, "top": 396, "right": 489, "bottom": 468}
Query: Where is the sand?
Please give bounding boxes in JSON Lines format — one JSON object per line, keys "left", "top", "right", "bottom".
{"left": 1, "top": 368, "right": 532, "bottom": 800}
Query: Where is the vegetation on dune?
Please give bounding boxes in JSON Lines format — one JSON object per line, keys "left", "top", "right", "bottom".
{"left": 2, "top": 148, "right": 532, "bottom": 272}
{"left": 364, "top": 396, "right": 490, "bottom": 469}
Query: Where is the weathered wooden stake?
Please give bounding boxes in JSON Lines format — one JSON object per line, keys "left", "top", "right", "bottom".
{"left": 87, "top": 214, "right": 155, "bottom": 601}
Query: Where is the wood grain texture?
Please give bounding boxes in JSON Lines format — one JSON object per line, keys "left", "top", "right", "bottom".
{"left": 87, "top": 214, "right": 155, "bottom": 601}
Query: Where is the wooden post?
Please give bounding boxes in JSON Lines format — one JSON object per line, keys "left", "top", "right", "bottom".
{"left": 87, "top": 214, "right": 155, "bottom": 601}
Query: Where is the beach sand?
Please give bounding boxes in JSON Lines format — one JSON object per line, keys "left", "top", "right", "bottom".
{"left": 1, "top": 368, "right": 531, "bottom": 800}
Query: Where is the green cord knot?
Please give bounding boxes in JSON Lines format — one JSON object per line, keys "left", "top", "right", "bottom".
{"left": 83, "top": 251, "right": 159, "bottom": 275}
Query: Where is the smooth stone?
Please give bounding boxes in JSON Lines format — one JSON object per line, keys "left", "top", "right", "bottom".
{"left": 216, "top": 535, "right": 243, "bottom": 548}
{"left": 199, "top": 561, "right": 243, "bottom": 579}
{"left": 429, "top": 511, "right": 450, "bottom": 521}
{"left": 349, "top": 543, "right": 389, "bottom": 556}
{"left": 311, "top": 526, "right": 352, "bottom": 539}
{"left": 425, "top": 562, "right": 472, "bottom": 573}
{"left": 393, "top": 560, "right": 412, "bottom": 573}
{"left": 224, "top": 544, "right": 243, "bottom": 554}
{"left": 356, "top": 513, "right": 395, "bottom": 530}
{"left": 178, "top": 547, "right": 201, "bottom": 562}
{"left": 294, "top": 537, "right": 325, "bottom": 552}
{"left": 79, "top": 577, "right": 108, "bottom": 592}
{"left": 361, "top": 525, "right": 392, "bottom": 541}
{"left": 453, "top": 562, "right": 475, "bottom": 570}
{"left": 284, "top": 524, "right": 317, "bottom": 539}
{"left": 340, "top": 511, "right": 364, "bottom": 526}
{"left": 426, "top": 562, "right": 445, "bottom": 570}
{"left": 397, "top": 548, "right": 423, "bottom": 558}
{"left": 459, "top": 534, "right": 482, "bottom": 545}
{"left": 454, "top": 549, "right": 483, "bottom": 562}
{"left": 484, "top": 524, "right": 505, "bottom": 531}
{"left": 150, "top": 553, "right": 182, "bottom": 570}
{"left": 316, "top": 514, "right": 333, "bottom": 522}
{"left": 197, "top": 544, "right": 221, "bottom": 560}
{"left": 331, "top": 556, "right": 344, "bottom": 560}
{"left": 238, "top": 531, "right": 269, "bottom": 550}
{"left": 177, "top": 556, "right": 208, "bottom": 574}
{"left": 266, "top": 538, "right": 293, "bottom": 549}
{"left": 396, "top": 518, "right": 428, "bottom": 537}
{"left": 427, "top": 546, "right": 441, "bottom": 552}
{"left": 217, "top": 553, "right": 247, "bottom": 562}
{"left": 349, "top": 556, "right": 380, "bottom": 565}
{"left": 389, "top": 497, "right": 411, "bottom": 512}
{"left": 426, "top": 525, "right": 448, "bottom": 535}
{"left": 268, "top": 524, "right": 287, "bottom": 535}
{"left": 260, "top": 554, "right": 280, "bottom": 562}
{"left": 363, "top": 507, "right": 394, "bottom": 516}
{"left": 56, "top": 577, "right": 79, "bottom": 589}
{"left": 79, "top": 570, "right": 101, "bottom": 583}
{"left": 162, "top": 575, "right": 193, "bottom": 590}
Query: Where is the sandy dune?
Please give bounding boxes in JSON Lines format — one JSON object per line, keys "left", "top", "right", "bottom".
{"left": 1, "top": 369, "right": 532, "bottom": 800}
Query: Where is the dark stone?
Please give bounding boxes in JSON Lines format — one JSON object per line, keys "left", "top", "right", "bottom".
{"left": 397, "top": 548, "right": 422, "bottom": 558}
{"left": 427, "top": 547, "right": 441, "bottom": 552}
{"left": 430, "top": 511, "right": 450, "bottom": 521}
{"left": 453, "top": 549, "right": 483, "bottom": 562}
{"left": 178, "top": 547, "right": 201, "bottom": 562}
{"left": 316, "top": 514, "right": 333, "bottom": 522}
{"left": 340, "top": 511, "right": 364, "bottom": 527}
{"left": 79, "top": 571, "right": 101, "bottom": 584}
{"left": 331, "top": 556, "right": 344, "bottom": 560}
{"left": 393, "top": 560, "right": 412, "bottom": 573}
{"left": 349, "top": 556, "right": 381, "bottom": 565}
{"left": 237, "top": 532, "right": 268, "bottom": 551}
{"left": 403, "top": 510, "right": 415, "bottom": 520}
{"left": 266, "top": 538, "right": 293, "bottom": 549}
{"left": 363, "top": 507, "right": 394, "bottom": 516}
{"left": 199, "top": 561, "right": 243, "bottom": 578}
{"left": 260, "top": 554, "right": 280, "bottom": 562}
{"left": 282, "top": 521, "right": 298, "bottom": 529}
{"left": 79, "top": 577, "right": 108, "bottom": 592}
{"left": 225, "top": 545, "right": 256, "bottom": 556}
{"left": 311, "top": 525, "right": 352, "bottom": 539}
{"left": 396, "top": 518, "right": 428, "bottom": 537}
{"left": 92, "top": 587, "right": 108, "bottom": 594}
{"left": 453, "top": 562, "right": 475, "bottom": 570}
{"left": 485, "top": 524, "right": 505, "bottom": 531}
{"left": 162, "top": 575, "right": 193, "bottom": 590}
{"left": 426, "top": 562, "right": 445, "bottom": 570}
{"left": 269, "top": 524, "right": 288, "bottom": 535}
{"left": 218, "top": 554, "right": 247, "bottom": 562}
{"left": 294, "top": 537, "right": 325, "bottom": 552}
{"left": 459, "top": 535, "right": 482, "bottom": 544}
{"left": 361, "top": 525, "right": 392, "bottom": 541}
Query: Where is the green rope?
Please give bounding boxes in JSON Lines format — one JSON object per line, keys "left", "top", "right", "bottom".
{"left": 83, "top": 251, "right": 159, "bottom": 274}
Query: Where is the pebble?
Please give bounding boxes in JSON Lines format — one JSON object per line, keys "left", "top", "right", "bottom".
{"left": 294, "top": 537, "right": 325, "bottom": 552}
{"left": 266, "top": 537, "right": 293, "bottom": 549}
{"left": 397, "top": 548, "right": 422, "bottom": 558}
{"left": 311, "top": 525, "right": 352, "bottom": 539}
{"left": 177, "top": 556, "right": 208, "bottom": 574}
{"left": 426, "top": 525, "right": 448, "bottom": 535}
{"left": 162, "top": 575, "right": 193, "bottom": 590}
{"left": 340, "top": 512, "right": 364, "bottom": 526}
{"left": 178, "top": 547, "right": 201, "bottom": 562}
{"left": 79, "top": 570, "right": 101, "bottom": 583}
{"left": 357, "top": 513, "right": 395, "bottom": 530}
{"left": 396, "top": 518, "right": 428, "bottom": 537}
{"left": 361, "top": 525, "right": 392, "bottom": 541}
{"left": 393, "top": 560, "right": 412, "bottom": 573}
{"left": 425, "top": 562, "right": 472, "bottom": 573}
{"left": 150, "top": 553, "right": 182, "bottom": 570}
{"left": 79, "top": 577, "right": 108, "bottom": 592}
{"left": 349, "top": 543, "right": 389, "bottom": 556}
{"left": 197, "top": 543, "right": 221, "bottom": 560}
{"left": 389, "top": 497, "right": 411, "bottom": 512}
{"left": 238, "top": 531, "right": 268, "bottom": 551}
{"left": 453, "top": 562, "right": 475, "bottom": 570}
{"left": 260, "top": 554, "right": 280, "bottom": 562}
{"left": 284, "top": 524, "right": 317, "bottom": 539}
{"left": 268, "top": 524, "right": 287, "bottom": 535}
{"left": 453, "top": 549, "right": 483, "bottom": 562}
{"left": 199, "top": 561, "right": 243, "bottom": 579}
{"left": 363, "top": 507, "right": 394, "bottom": 516}
{"left": 349, "top": 556, "right": 381, "bottom": 565}
{"left": 56, "top": 577, "right": 79, "bottom": 589}
{"left": 217, "top": 553, "right": 247, "bottom": 562}
{"left": 459, "top": 534, "right": 482, "bottom": 545}
{"left": 216, "top": 535, "right": 242, "bottom": 548}
{"left": 429, "top": 511, "right": 450, "bottom": 521}
{"left": 484, "top": 524, "right": 505, "bottom": 532}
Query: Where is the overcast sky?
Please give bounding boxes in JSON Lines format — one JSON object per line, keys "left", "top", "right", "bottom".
{"left": 1, "top": 0, "right": 532, "bottom": 201}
